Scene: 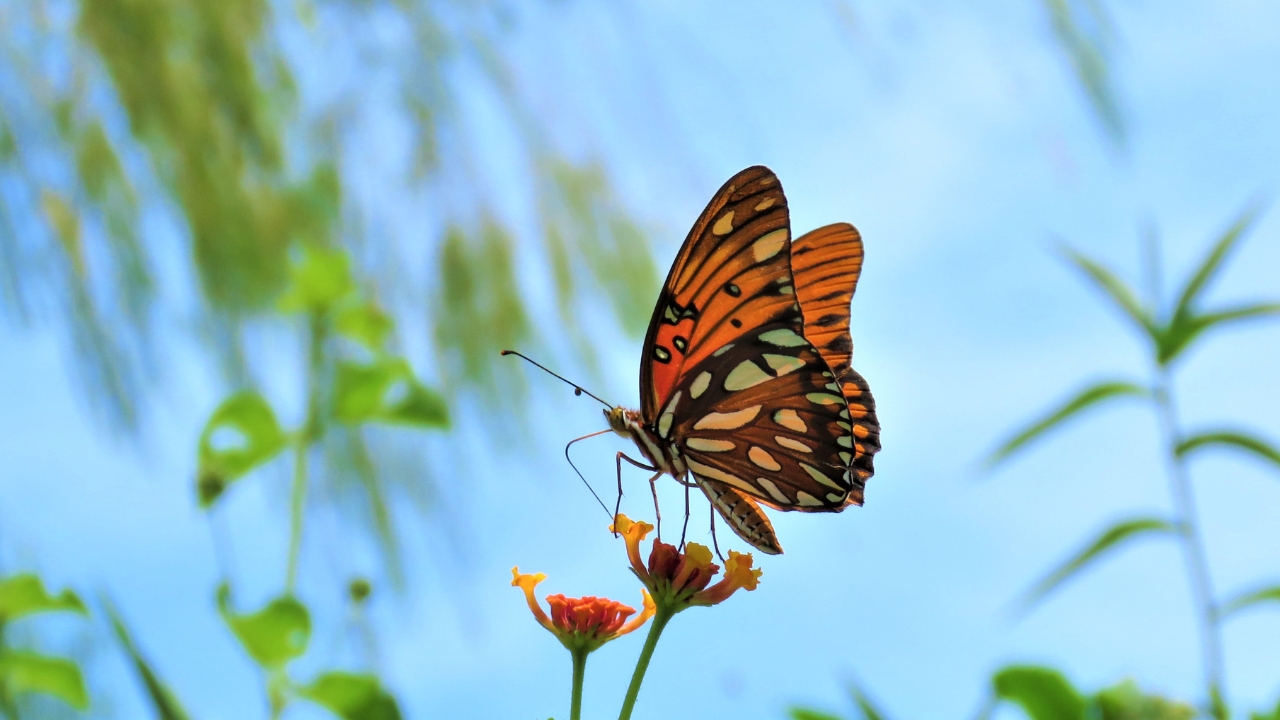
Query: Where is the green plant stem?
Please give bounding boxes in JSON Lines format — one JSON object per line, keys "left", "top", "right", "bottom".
{"left": 569, "top": 647, "right": 588, "bottom": 720}
{"left": 618, "top": 607, "right": 674, "bottom": 720}
{"left": 1153, "top": 372, "right": 1225, "bottom": 717}
{"left": 286, "top": 313, "right": 325, "bottom": 593}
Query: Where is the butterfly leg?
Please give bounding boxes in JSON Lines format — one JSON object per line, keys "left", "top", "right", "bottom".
{"left": 647, "top": 471, "right": 664, "bottom": 539}
{"left": 679, "top": 483, "right": 691, "bottom": 550}
{"left": 709, "top": 502, "right": 724, "bottom": 562}
{"left": 614, "top": 452, "right": 659, "bottom": 534}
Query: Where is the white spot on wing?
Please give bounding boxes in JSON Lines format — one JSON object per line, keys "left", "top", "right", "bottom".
{"left": 689, "top": 371, "right": 712, "bottom": 399}
{"left": 658, "top": 391, "right": 681, "bottom": 439}
{"left": 759, "top": 328, "right": 806, "bottom": 347}
{"left": 689, "top": 461, "right": 756, "bottom": 495}
{"left": 752, "top": 229, "right": 788, "bottom": 262}
{"left": 796, "top": 491, "right": 823, "bottom": 507}
{"left": 773, "top": 409, "right": 807, "bottom": 432}
{"left": 724, "top": 360, "right": 770, "bottom": 391}
{"left": 713, "top": 211, "right": 735, "bottom": 236}
{"left": 764, "top": 354, "right": 805, "bottom": 376}
{"left": 776, "top": 436, "right": 812, "bottom": 453}
{"left": 693, "top": 405, "right": 761, "bottom": 430}
{"left": 756, "top": 477, "right": 789, "bottom": 504}
{"left": 800, "top": 462, "right": 843, "bottom": 490}
{"left": 686, "top": 438, "right": 735, "bottom": 453}
{"left": 748, "top": 446, "right": 781, "bottom": 471}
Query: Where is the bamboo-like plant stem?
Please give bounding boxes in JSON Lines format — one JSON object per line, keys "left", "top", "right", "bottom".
{"left": 1153, "top": 373, "right": 1226, "bottom": 718}
{"left": 618, "top": 608, "right": 673, "bottom": 720}
{"left": 286, "top": 313, "right": 325, "bottom": 593}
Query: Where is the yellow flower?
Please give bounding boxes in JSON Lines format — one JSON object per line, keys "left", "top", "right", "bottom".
{"left": 611, "top": 514, "right": 762, "bottom": 613}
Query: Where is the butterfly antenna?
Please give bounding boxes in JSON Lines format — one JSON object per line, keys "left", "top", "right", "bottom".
{"left": 565, "top": 429, "right": 614, "bottom": 519}
{"left": 500, "top": 350, "right": 612, "bottom": 408}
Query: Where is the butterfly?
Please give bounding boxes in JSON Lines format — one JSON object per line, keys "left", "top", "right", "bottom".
{"left": 603, "top": 165, "right": 881, "bottom": 554}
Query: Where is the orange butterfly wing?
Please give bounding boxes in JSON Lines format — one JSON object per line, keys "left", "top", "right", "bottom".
{"left": 791, "top": 224, "right": 881, "bottom": 502}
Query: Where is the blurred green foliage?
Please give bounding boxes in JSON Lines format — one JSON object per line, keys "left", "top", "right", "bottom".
{"left": 0, "top": 575, "right": 90, "bottom": 715}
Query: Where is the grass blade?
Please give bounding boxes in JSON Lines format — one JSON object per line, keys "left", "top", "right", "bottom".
{"left": 849, "top": 681, "right": 889, "bottom": 720}
{"left": 1171, "top": 202, "right": 1265, "bottom": 323}
{"left": 788, "top": 709, "right": 846, "bottom": 720}
{"left": 101, "top": 596, "right": 193, "bottom": 720}
{"left": 1219, "top": 584, "right": 1280, "bottom": 619}
{"left": 987, "top": 380, "right": 1149, "bottom": 466}
{"left": 1159, "top": 303, "right": 1280, "bottom": 364}
{"left": 1060, "top": 247, "right": 1158, "bottom": 341}
{"left": 1016, "top": 517, "right": 1179, "bottom": 613}
{"left": 1176, "top": 430, "right": 1280, "bottom": 472}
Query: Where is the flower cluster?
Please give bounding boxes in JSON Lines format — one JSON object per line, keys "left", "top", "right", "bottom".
{"left": 511, "top": 568, "right": 654, "bottom": 654}
{"left": 611, "top": 514, "right": 762, "bottom": 613}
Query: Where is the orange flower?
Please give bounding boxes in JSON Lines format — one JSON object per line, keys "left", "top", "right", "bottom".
{"left": 611, "top": 514, "right": 762, "bottom": 612}
{"left": 511, "top": 567, "right": 654, "bottom": 654}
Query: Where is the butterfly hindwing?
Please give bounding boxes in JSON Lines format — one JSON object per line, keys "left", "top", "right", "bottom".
{"left": 668, "top": 332, "right": 858, "bottom": 512}
{"left": 792, "top": 223, "right": 881, "bottom": 497}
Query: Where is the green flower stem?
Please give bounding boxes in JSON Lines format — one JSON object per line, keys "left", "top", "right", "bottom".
{"left": 570, "top": 647, "right": 588, "bottom": 720}
{"left": 286, "top": 313, "right": 326, "bottom": 593}
{"left": 1153, "top": 373, "right": 1225, "bottom": 718}
{"left": 618, "top": 607, "right": 674, "bottom": 720}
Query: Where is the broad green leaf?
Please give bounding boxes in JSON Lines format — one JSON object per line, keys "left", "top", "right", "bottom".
{"left": 197, "top": 392, "right": 288, "bottom": 507}
{"left": 1176, "top": 430, "right": 1280, "bottom": 472}
{"left": 988, "top": 381, "right": 1149, "bottom": 465}
{"left": 0, "top": 651, "right": 89, "bottom": 709}
{"left": 102, "top": 596, "right": 193, "bottom": 720}
{"left": 300, "top": 671, "right": 402, "bottom": 720}
{"left": 278, "top": 244, "right": 356, "bottom": 314}
{"left": 333, "top": 358, "right": 449, "bottom": 429}
{"left": 1159, "top": 303, "right": 1280, "bottom": 365}
{"left": 1170, "top": 203, "right": 1263, "bottom": 326}
{"left": 1060, "top": 248, "right": 1157, "bottom": 341}
{"left": 217, "top": 584, "right": 311, "bottom": 669}
{"left": 788, "top": 709, "right": 845, "bottom": 720}
{"left": 335, "top": 301, "right": 394, "bottom": 351}
{"left": 992, "top": 665, "right": 1085, "bottom": 720}
{"left": 1018, "top": 517, "right": 1179, "bottom": 612}
{"left": 0, "top": 574, "right": 87, "bottom": 622}
{"left": 1092, "top": 680, "right": 1195, "bottom": 720}
{"left": 1219, "top": 584, "right": 1280, "bottom": 619}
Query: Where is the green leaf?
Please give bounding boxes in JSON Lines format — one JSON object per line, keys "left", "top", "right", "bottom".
{"left": 1018, "top": 517, "right": 1179, "bottom": 612}
{"left": 988, "top": 381, "right": 1149, "bottom": 465}
{"left": 1219, "top": 584, "right": 1280, "bottom": 619}
{"left": 1160, "top": 303, "right": 1280, "bottom": 365}
{"left": 0, "top": 574, "right": 87, "bottom": 622}
{"left": 1043, "top": 0, "right": 1124, "bottom": 143}
{"left": 333, "top": 358, "right": 448, "bottom": 429}
{"left": 992, "top": 665, "right": 1086, "bottom": 720}
{"left": 1091, "top": 680, "right": 1196, "bottom": 720}
{"left": 278, "top": 244, "right": 356, "bottom": 314}
{"left": 1060, "top": 248, "right": 1157, "bottom": 341}
{"left": 300, "top": 671, "right": 402, "bottom": 720}
{"left": 1170, "top": 203, "right": 1264, "bottom": 326}
{"left": 1251, "top": 698, "right": 1280, "bottom": 720}
{"left": 217, "top": 584, "right": 311, "bottom": 669}
{"left": 102, "top": 596, "right": 193, "bottom": 720}
{"left": 335, "top": 301, "right": 394, "bottom": 351}
{"left": 197, "top": 392, "right": 288, "bottom": 507}
{"left": 1176, "top": 430, "right": 1280, "bottom": 471}
{"left": 0, "top": 651, "right": 89, "bottom": 710}
{"left": 788, "top": 709, "right": 845, "bottom": 720}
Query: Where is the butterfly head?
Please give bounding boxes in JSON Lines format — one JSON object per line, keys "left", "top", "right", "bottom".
{"left": 604, "top": 406, "right": 633, "bottom": 438}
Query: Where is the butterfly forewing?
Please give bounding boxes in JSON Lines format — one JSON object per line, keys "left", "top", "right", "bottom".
{"left": 640, "top": 167, "right": 794, "bottom": 419}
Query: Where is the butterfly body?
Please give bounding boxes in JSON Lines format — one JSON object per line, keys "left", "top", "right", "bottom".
{"left": 615, "top": 166, "right": 881, "bottom": 555}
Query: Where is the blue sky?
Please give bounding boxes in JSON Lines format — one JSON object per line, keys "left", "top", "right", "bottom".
{"left": 3, "top": 1, "right": 1280, "bottom": 719}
